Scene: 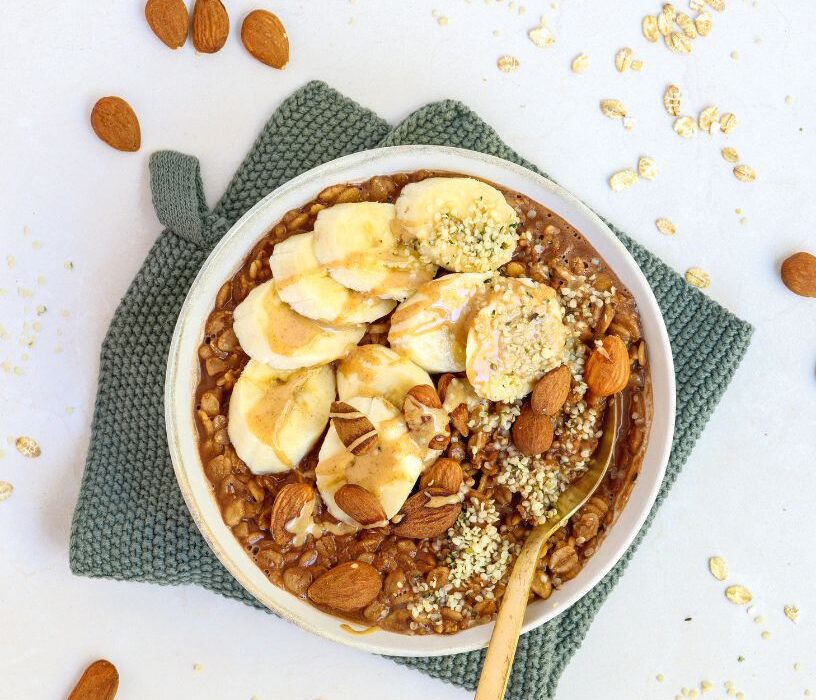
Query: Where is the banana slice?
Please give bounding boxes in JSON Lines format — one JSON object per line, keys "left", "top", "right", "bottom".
{"left": 233, "top": 280, "right": 365, "bottom": 369}
{"left": 312, "top": 202, "right": 436, "bottom": 300}
{"left": 270, "top": 232, "right": 396, "bottom": 324}
{"left": 316, "top": 396, "right": 425, "bottom": 524}
{"left": 336, "top": 344, "right": 433, "bottom": 408}
{"left": 466, "top": 277, "right": 567, "bottom": 402}
{"left": 228, "top": 360, "right": 336, "bottom": 475}
{"left": 394, "top": 177, "right": 520, "bottom": 272}
{"left": 388, "top": 272, "right": 490, "bottom": 373}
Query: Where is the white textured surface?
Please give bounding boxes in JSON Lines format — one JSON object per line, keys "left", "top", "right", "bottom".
{"left": 0, "top": 1, "right": 814, "bottom": 699}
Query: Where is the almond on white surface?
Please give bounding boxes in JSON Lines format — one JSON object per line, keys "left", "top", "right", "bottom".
{"left": 227, "top": 360, "right": 335, "bottom": 474}
{"left": 336, "top": 344, "right": 433, "bottom": 409}
{"left": 316, "top": 396, "right": 425, "bottom": 524}
{"left": 394, "top": 177, "right": 519, "bottom": 272}
{"left": 388, "top": 272, "right": 490, "bottom": 373}
{"left": 270, "top": 232, "right": 395, "bottom": 324}
{"left": 233, "top": 280, "right": 365, "bottom": 369}
{"left": 312, "top": 202, "right": 436, "bottom": 300}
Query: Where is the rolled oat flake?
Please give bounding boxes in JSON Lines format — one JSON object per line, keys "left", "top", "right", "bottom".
{"left": 15, "top": 436, "right": 41, "bottom": 458}
{"left": 0, "top": 481, "right": 13, "bottom": 501}
{"left": 708, "top": 555, "right": 728, "bottom": 580}
{"left": 725, "top": 584, "right": 753, "bottom": 605}
{"left": 685, "top": 268, "right": 711, "bottom": 289}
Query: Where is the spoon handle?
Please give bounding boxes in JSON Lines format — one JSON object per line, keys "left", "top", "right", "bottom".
{"left": 474, "top": 522, "right": 553, "bottom": 700}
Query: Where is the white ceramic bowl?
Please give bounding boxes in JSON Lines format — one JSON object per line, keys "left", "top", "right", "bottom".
{"left": 166, "top": 146, "right": 675, "bottom": 657}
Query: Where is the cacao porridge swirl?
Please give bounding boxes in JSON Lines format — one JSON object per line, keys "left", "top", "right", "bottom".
{"left": 194, "top": 170, "right": 652, "bottom": 635}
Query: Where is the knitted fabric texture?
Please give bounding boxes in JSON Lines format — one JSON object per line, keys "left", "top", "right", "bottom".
{"left": 69, "top": 81, "right": 753, "bottom": 700}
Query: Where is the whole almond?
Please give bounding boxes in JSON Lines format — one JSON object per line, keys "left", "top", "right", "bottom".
{"left": 307, "top": 561, "right": 382, "bottom": 611}
{"left": 241, "top": 9, "right": 289, "bottom": 69}
{"left": 145, "top": 0, "right": 188, "bottom": 49}
{"left": 511, "top": 405, "right": 554, "bottom": 456}
{"left": 393, "top": 488, "right": 462, "bottom": 539}
{"left": 781, "top": 251, "right": 816, "bottom": 298}
{"left": 335, "top": 483, "right": 386, "bottom": 526}
{"left": 90, "top": 97, "right": 141, "bottom": 152}
{"left": 192, "top": 0, "right": 229, "bottom": 53}
{"left": 449, "top": 403, "right": 470, "bottom": 437}
{"left": 419, "top": 458, "right": 463, "bottom": 494}
{"left": 269, "top": 482, "right": 315, "bottom": 545}
{"left": 531, "top": 364, "right": 571, "bottom": 416}
{"left": 67, "top": 659, "right": 119, "bottom": 700}
{"left": 330, "top": 401, "right": 378, "bottom": 455}
{"left": 407, "top": 384, "right": 442, "bottom": 408}
{"left": 585, "top": 336, "right": 631, "bottom": 396}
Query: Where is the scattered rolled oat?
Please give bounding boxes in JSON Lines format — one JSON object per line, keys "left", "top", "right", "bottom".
{"left": 609, "top": 169, "right": 639, "bottom": 192}
{"left": 721, "top": 147, "right": 739, "bottom": 163}
{"left": 528, "top": 18, "right": 555, "bottom": 48}
{"left": 638, "top": 156, "right": 659, "bottom": 180}
{"left": 631, "top": 59, "right": 644, "bottom": 71}
{"left": 664, "top": 84, "right": 682, "bottom": 116}
{"left": 686, "top": 267, "right": 711, "bottom": 289}
{"left": 658, "top": 4, "right": 675, "bottom": 35}
{"left": 673, "top": 116, "right": 698, "bottom": 138}
{"left": 720, "top": 112, "right": 737, "bottom": 134}
{"left": 656, "top": 218, "right": 676, "bottom": 235}
{"left": 666, "top": 31, "right": 693, "bottom": 54}
{"left": 784, "top": 604, "right": 800, "bottom": 623}
{"left": 785, "top": 95, "right": 795, "bottom": 105}
{"left": 437, "top": 15, "right": 449, "bottom": 26}
{"left": 708, "top": 556, "right": 728, "bottom": 580}
{"left": 695, "top": 12, "right": 713, "bottom": 35}
{"left": 0, "top": 481, "right": 13, "bottom": 502}
{"left": 600, "top": 98, "right": 628, "bottom": 119}
{"left": 701, "top": 680, "right": 713, "bottom": 694}
{"left": 497, "top": 55, "right": 520, "bottom": 72}
{"left": 676, "top": 12, "right": 697, "bottom": 38}
{"left": 761, "top": 630, "right": 771, "bottom": 640}
{"left": 698, "top": 105, "right": 720, "bottom": 132}
{"left": 571, "top": 53, "right": 590, "bottom": 73}
{"left": 15, "top": 436, "right": 41, "bottom": 458}
{"left": 733, "top": 164, "right": 756, "bottom": 182}
{"left": 706, "top": 0, "right": 725, "bottom": 11}
{"left": 725, "top": 584, "right": 753, "bottom": 605}
{"left": 794, "top": 662, "right": 801, "bottom": 672}
{"left": 642, "top": 15, "right": 659, "bottom": 41}
{"left": 730, "top": 50, "right": 739, "bottom": 60}
{"left": 657, "top": 673, "right": 666, "bottom": 682}
{"left": 193, "top": 663, "right": 203, "bottom": 672}
{"left": 615, "top": 47, "right": 634, "bottom": 72}
{"left": 623, "top": 116, "right": 637, "bottom": 132}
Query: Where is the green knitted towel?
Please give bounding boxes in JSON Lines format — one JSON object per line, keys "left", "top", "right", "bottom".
{"left": 70, "top": 81, "right": 753, "bottom": 699}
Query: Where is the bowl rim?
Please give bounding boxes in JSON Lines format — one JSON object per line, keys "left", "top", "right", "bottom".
{"left": 165, "top": 144, "right": 676, "bottom": 657}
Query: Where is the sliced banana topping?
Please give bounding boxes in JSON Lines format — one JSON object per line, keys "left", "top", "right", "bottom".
{"left": 466, "top": 277, "right": 567, "bottom": 402}
{"left": 227, "top": 360, "right": 336, "bottom": 475}
{"left": 336, "top": 344, "right": 433, "bottom": 409}
{"left": 394, "top": 177, "right": 519, "bottom": 272}
{"left": 270, "top": 232, "right": 396, "bottom": 325}
{"left": 233, "top": 280, "right": 365, "bottom": 369}
{"left": 388, "top": 272, "right": 490, "bottom": 373}
{"left": 312, "top": 202, "right": 436, "bottom": 301}
{"left": 316, "top": 396, "right": 425, "bottom": 525}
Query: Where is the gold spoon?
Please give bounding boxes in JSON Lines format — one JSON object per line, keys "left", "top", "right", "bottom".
{"left": 475, "top": 395, "right": 621, "bottom": 700}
